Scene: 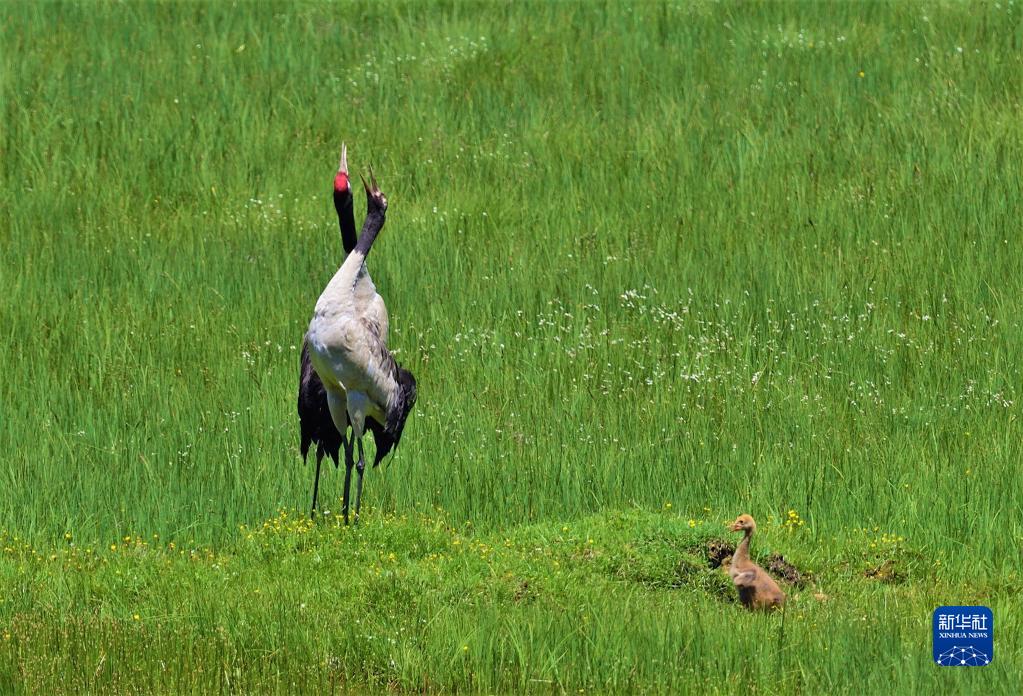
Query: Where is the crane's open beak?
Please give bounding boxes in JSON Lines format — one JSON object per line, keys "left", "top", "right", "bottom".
{"left": 361, "top": 165, "right": 380, "bottom": 195}
{"left": 728, "top": 521, "right": 743, "bottom": 531}
{"left": 333, "top": 142, "right": 350, "bottom": 193}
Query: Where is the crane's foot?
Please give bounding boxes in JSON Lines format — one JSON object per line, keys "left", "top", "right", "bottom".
{"left": 341, "top": 439, "right": 355, "bottom": 525}
{"left": 353, "top": 439, "right": 366, "bottom": 525}
{"left": 353, "top": 463, "right": 365, "bottom": 525}
{"left": 310, "top": 457, "right": 324, "bottom": 520}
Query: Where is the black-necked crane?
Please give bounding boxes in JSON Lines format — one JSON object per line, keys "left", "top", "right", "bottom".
{"left": 298, "top": 144, "right": 391, "bottom": 521}
{"left": 305, "top": 166, "right": 416, "bottom": 524}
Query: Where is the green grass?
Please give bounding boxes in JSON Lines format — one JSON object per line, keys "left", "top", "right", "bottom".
{"left": 2, "top": 0, "right": 1021, "bottom": 692}
{"left": 1, "top": 509, "right": 1013, "bottom": 693}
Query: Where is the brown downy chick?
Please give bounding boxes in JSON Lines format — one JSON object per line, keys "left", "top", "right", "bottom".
{"left": 727, "top": 514, "right": 786, "bottom": 611}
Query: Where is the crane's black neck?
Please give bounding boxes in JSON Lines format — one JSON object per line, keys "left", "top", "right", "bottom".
{"left": 353, "top": 209, "right": 386, "bottom": 257}
{"left": 333, "top": 190, "right": 357, "bottom": 255}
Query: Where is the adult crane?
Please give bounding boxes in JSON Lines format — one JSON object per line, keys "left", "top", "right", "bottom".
{"left": 305, "top": 167, "right": 416, "bottom": 524}
{"left": 298, "top": 145, "right": 392, "bottom": 522}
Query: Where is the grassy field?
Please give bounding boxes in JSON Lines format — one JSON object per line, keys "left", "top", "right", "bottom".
{"left": 2, "top": 0, "right": 1022, "bottom": 692}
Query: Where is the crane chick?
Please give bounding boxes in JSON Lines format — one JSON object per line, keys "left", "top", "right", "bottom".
{"left": 727, "top": 514, "right": 786, "bottom": 611}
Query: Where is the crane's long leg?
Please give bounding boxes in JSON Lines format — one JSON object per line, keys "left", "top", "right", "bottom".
{"left": 353, "top": 437, "right": 366, "bottom": 524}
{"left": 310, "top": 454, "right": 323, "bottom": 519}
{"left": 324, "top": 387, "right": 353, "bottom": 524}
{"left": 341, "top": 435, "right": 355, "bottom": 525}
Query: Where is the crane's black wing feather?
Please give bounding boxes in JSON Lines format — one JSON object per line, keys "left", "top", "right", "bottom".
{"left": 298, "top": 341, "right": 342, "bottom": 467}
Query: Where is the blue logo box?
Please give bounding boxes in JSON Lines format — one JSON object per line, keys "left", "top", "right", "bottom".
{"left": 933, "top": 606, "right": 993, "bottom": 666}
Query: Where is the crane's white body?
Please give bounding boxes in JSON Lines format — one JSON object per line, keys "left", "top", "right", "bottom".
{"left": 306, "top": 247, "right": 396, "bottom": 440}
